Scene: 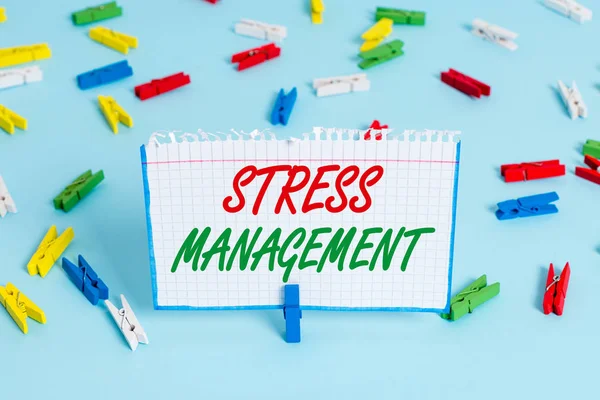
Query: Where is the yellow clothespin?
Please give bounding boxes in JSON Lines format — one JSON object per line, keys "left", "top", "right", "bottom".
{"left": 0, "top": 105, "right": 27, "bottom": 135}
{"left": 360, "top": 18, "right": 393, "bottom": 52}
{"left": 0, "top": 7, "right": 7, "bottom": 23}
{"left": 0, "top": 283, "right": 46, "bottom": 334}
{"left": 0, "top": 43, "right": 51, "bottom": 68}
{"left": 311, "top": 0, "right": 324, "bottom": 24}
{"left": 89, "top": 26, "right": 138, "bottom": 54}
{"left": 98, "top": 95, "right": 133, "bottom": 134}
{"left": 27, "top": 225, "right": 74, "bottom": 278}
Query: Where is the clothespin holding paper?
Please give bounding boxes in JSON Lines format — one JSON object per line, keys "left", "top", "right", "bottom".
{"left": 270, "top": 87, "right": 297, "bottom": 126}
{"left": 28, "top": 226, "right": 75, "bottom": 278}
{"left": 0, "top": 283, "right": 46, "bottom": 334}
{"left": 62, "top": 255, "right": 109, "bottom": 305}
{"left": 360, "top": 18, "right": 393, "bottom": 52}
{"left": 0, "top": 175, "right": 17, "bottom": 218}
{"left": 558, "top": 80, "right": 587, "bottom": 119}
{"left": 310, "top": 0, "right": 325, "bottom": 24}
{"left": 105, "top": 295, "right": 149, "bottom": 351}
{"left": 358, "top": 39, "right": 404, "bottom": 70}
{"left": 543, "top": 263, "right": 570, "bottom": 315}
{"left": 54, "top": 170, "right": 105, "bottom": 212}
{"left": 89, "top": 27, "right": 138, "bottom": 54}
{"left": 72, "top": 1, "right": 122, "bottom": 25}
{"left": 440, "top": 275, "right": 500, "bottom": 321}
{"left": 364, "top": 120, "right": 388, "bottom": 140}
{"left": 283, "top": 284, "right": 302, "bottom": 343}
{"left": 98, "top": 95, "right": 133, "bottom": 133}
{"left": 0, "top": 105, "right": 27, "bottom": 135}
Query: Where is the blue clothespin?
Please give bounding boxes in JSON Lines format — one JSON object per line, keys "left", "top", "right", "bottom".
{"left": 495, "top": 192, "right": 559, "bottom": 220}
{"left": 270, "top": 87, "right": 297, "bottom": 126}
{"left": 283, "top": 284, "right": 301, "bottom": 343}
{"left": 76, "top": 60, "right": 133, "bottom": 90}
{"left": 62, "top": 255, "right": 109, "bottom": 305}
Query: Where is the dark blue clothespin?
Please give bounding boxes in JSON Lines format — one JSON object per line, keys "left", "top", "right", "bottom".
{"left": 76, "top": 60, "right": 133, "bottom": 90}
{"left": 270, "top": 87, "right": 297, "bottom": 126}
{"left": 283, "top": 284, "right": 301, "bottom": 343}
{"left": 495, "top": 192, "right": 559, "bottom": 220}
{"left": 62, "top": 255, "right": 109, "bottom": 305}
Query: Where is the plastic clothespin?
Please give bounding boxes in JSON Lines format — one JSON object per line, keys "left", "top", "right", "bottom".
{"left": 583, "top": 139, "right": 600, "bottom": 159}
{"left": 98, "top": 95, "right": 133, "bottom": 133}
{"left": 501, "top": 159, "right": 566, "bottom": 182}
{"left": 0, "top": 66, "right": 43, "bottom": 90}
{"left": 0, "top": 283, "right": 46, "bottom": 334}
{"left": 54, "top": 170, "right": 105, "bottom": 212}
{"left": 72, "top": 1, "right": 122, "bottom": 26}
{"left": 105, "top": 294, "right": 149, "bottom": 351}
{"left": 205, "top": 0, "right": 219, "bottom": 3}
{"left": 0, "top": 175, "right": 17, "bottom": 218}
{"left": 62, "top": 255, "right": 109, "bottom": 305}
{"left": 311, "top": 0, "right": 325, "bottom": 24}
{"left": 471, "top": 19, "right": 518, "bottom": 51}
{"left": 360, "top": 18, "right": 393, "bottom": 52}
{"left": 558, "top": 80, "right": 587, "bottom": 119}
{"left": 375, "top": 7, "right": 426, "bottom": 25}
{"left": 440, "top": 69, "right": 491, "bottom": 98}
{"left": 283, "top": 284, "right": 302, "bottom": 343}
{"left": 234, "top": 19, "right": 287, "bottom": 42}
{"left": 77, "top": 60, "right": 132, "bottom": 90}
{"left": 28, "top": 226, "right": 75, "bottom": 277}
{"left": 543, "top": 263, "right": 570, "bottom": 316}
{"left": 134, "top": 72, "right": 191, "bottom": 101}
{"left": 544, "top": 0, "right": 592, "bottom": 24}
{"left": 312, "top": 73, "right": 370, "bottom": 97}
{"left": 364, "top": 120, "right": 388, "bottom": 140}
{"left": 440, "top": 275, "right": 500, "bottom": 321}
{"left": 495, "top": 192, "right": 559, "bottom": 220}
{"left": 0, "top": 105, "right": 27, "bottom": 135}
{"left": 0, "top": 7, "right": 6, "bottom": 23}
{"left": 231, "top": 43, "right": 281, "bottom": 71}
{"left": 575, "top": 155, "right": 600, "bottom": 185}
{"left": 358, "top": 40, "right": 404, "bottom": 70}
{"left": 270, "top": 87, "right": 297, "bottom": 126}
{"left": 89, "top": 26, "right": 138, "bottom": 54}
{"left": 0, "top": 43, "right": 51, "bottom": 68}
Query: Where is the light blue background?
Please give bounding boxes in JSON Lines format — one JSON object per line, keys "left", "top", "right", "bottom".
{"left": 0, "top": 1, "right": 598, "bottom": 399}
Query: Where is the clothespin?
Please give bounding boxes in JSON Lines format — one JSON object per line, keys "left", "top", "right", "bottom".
{"left": 501, "top": 159, "right": 565, "bottom": 182}
{"left": 0, "top": 7, "right": 6, "bottom": 23}
{"left": 270, "top": 87, "right": 297, "bottom": 126}
{"left": 375, "top": 7, "right": 426, "bottom": 25}
{"left": 205, "top": 0, "right": 219, "bottom": 3}
{"left": 89, "top": 26, "right": 138, "bottom": 54}
{"left": 313, "top": 73, "right": 370, "bottom": 97}
{"left": 62, "top": 255, "right": 109, "bottom": 305}
{"left": 0, "top": 283, "right": 46, "bottom": 334}
{"left": 583, "top": 139, "right": 600, "bottom": 159}
{"left": 543, "top": 263, "right": 570, "bottom": 315}
{"left": 98, "top": 95, "right": 133, "bottom": 134}
{"left": 360, "top": 18, "right": 393, "bottom": 52}
{"left": 471, "top": 19, "right": 518, "bottom": 51}
{"left": 440, "top": 275, "right": 500, "bottom": 321}
{"left": 495, "top": 192, "right": 559, "bottom": 220}
{"left": 558, "top": 80, "right": 587, "bottom": 119}
{"left": 105, "top": 294, "right": 149, "bottom": 351}
{"left": 0, "top": 66, "right": 43, "bottom": 90}
{"left": 231, "top": 43, "right": 281, "bottom": 71}
{"left": 441, "top": 69, "right": 491, "bottom": 98}
{"left": 544, "top": 0, "right": 592, "bottom": 23}
{"left": 72, "top": 1, "right": 122, "bottom": 26}
{"left": 134, "top": 72, "right": 191, "bottom": 101}
{"left": 0, "top": 175, "right": 17, "bottom": 218}
{"left": 575, "top": 155, "right": 600, "bottom": 185}
{"left": 311, "top": 0, "right": 325, "bottom": 24}
{"left": 0, "top": 43, "right": 51, "bottom": 68}
{"left": 234, "top": 19, "right": 287, "bottom": 42}
{"left": 364, "top": 120, "right": 388, "bottom": 140}
{"left": 283, "top": 284, "right": 302, "bottom": 343}
{"left": 28, "top": 226, "right": 75, "bottom": 278}
{"left": 0, "top": 105, "right": 27, "bottom": 135}
{"left": 358, "top": 40, "right": 404, "bottom": 70}
{"left": 77, "top": 60, "right": 132, "bottom": 90}
{"left": 54, "top": 170, "right": 105, "bottom": 212}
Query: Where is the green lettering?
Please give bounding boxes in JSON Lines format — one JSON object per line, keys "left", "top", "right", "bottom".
{"left": 369, "top": 228, "right": 406, "bottom": 271}
{"left": 318, "top": 227, "right": 357, "bottom": 272}
{"left": 227, "top": 228, "right": 263, "bottom": 271}
{"left": 349, "top": 227, "right": 383, "bottom": 270}
{"left": 251, "top": 228, "right": 282, "bottom": 271}
{"left": 171, "top": 227, "right": 212, "bottom": 272}
{"left": 200, "top": 228, "right": 231, "bottom": 271}
{"left": 401, "top": 227, "right": 436, "bottom": 271}
{"left": 299, "top": 227, "right": 332, "bottom": 272}
{"left": 278, "top": 228, "right": 307, "bottom": 283}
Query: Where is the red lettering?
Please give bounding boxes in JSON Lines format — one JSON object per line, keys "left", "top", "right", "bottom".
{"left": 325, "top": 165, "right": 360, "bottom": 213}
{"left": 253, "top": 165, "right": 291, "bottom": 215}
{"left": 350, "top": 165, "right": 384, "bottom": 213}
{"left": 301, "top": 165, "right": 341, "bottom": 213}
{"left": 223, "top": 166, "right": 258, "bottom": 213}
{"left": 274, "top": 165, "right": 311, "bottom": 214}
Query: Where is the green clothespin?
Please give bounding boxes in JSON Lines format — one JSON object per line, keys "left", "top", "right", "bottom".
{"left": 53, "top": 170, "right": 105, "bottom": 212}
{"left": 358, "top": 39, "right": 404, "bottom": 70}
{"left": 375, "top": 7, "right": 426, "bottom": 26}
{"left": 583, "top": 139, "right": 600, "bottom": 159}
{"left": 72, "top": 1, "right": 122, "bottom": 26}
{"left": 440, "top": 275, "right": 500, "bottom": 321}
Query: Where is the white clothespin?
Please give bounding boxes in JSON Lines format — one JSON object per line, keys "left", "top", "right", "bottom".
{"left": 544, "top": 0, "right": 592, "bottom": 23}
{"left": 0, "top": 66, "right": 43, "bottom": 90}
{"left": 234, "top": 19, "right": 287, "bottom": 42}
{"left": 105, "top": 295, "right": 149, "bottom": 351}
{"left": 0, "top": 175, "right": 17, "bottom": 218}
{"left": 312, "top": 73, "right": 371, "bottom": 97}
{"left": 558, "top": 80, "right": 587, "bottom": 119}
{"left": 471, "top": 19, "right": 518, "bottom": 51}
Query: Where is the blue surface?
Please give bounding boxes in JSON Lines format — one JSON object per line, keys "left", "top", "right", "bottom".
{"left": 1, "top": 0, "right": 599, "bottom": 399}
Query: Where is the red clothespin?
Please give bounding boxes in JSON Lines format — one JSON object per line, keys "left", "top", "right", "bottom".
{"left": 364, "top": 120, "right": 388, "bottom": 140}
{"left": 441, "top": 68, "right": 490, "bottom": 98}
{"left": 575, "top": 155, "right": 600, "bottom": 185}
{"left": 205, "top": 0, "right": 219, "bottom": 3}
{"left": 543, "top": 263, "right": 570, "bottom": 316}
{"left": 500, "top": 159, "right": 565, "bottom": 183}
{"left": 231, "top": 43, "right": 281, "bottom": 71}
{"left": 134, "top": 72, "right": 191, "bottom": 101}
